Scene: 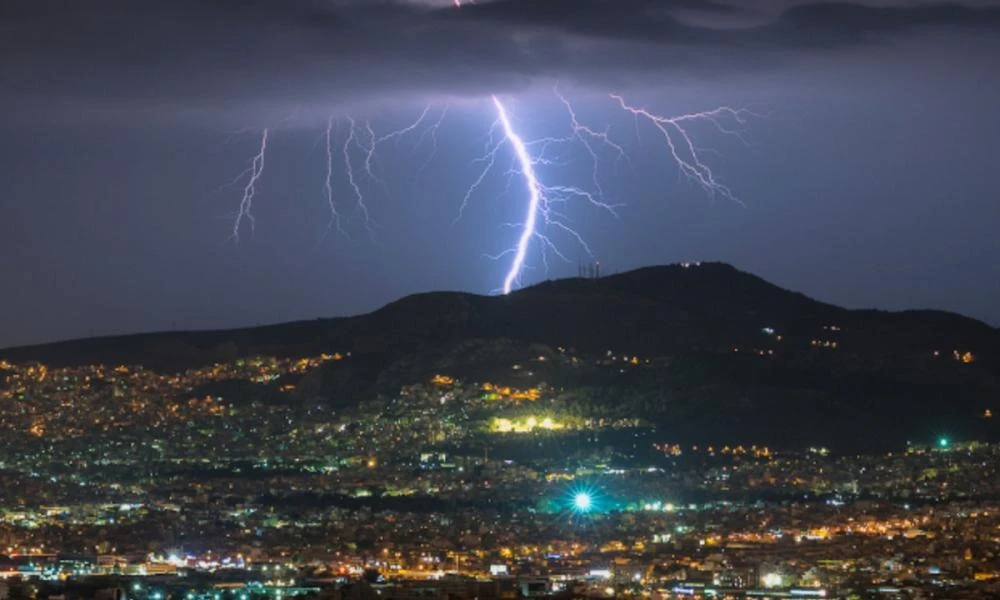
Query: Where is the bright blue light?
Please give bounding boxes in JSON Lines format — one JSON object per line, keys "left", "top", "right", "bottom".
{"left": 574, "top": 492, "right": 593, "bottom": 512}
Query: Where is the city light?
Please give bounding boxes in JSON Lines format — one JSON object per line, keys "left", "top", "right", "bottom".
{"left": 489, "top": 416, "right": 566, "bottom": 433}
{"left": 3, "top": 327, "right": 999, "bottom": 598}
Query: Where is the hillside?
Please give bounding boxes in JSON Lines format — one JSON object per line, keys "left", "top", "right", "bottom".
{"left": 3, "top": 262, "right": 996, "bottom": 370}
{"left": 3, "top": 262, "right": 998, "bottom": 451}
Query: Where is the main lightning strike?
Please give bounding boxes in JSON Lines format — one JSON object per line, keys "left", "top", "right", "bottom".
{"left": 492, "top": 97, "right": 541, "bottom": 296}
{"left": 230, "top": 129, "right": 268, "bottom": 242}
{"left": 462, "top": 92, "right": 755, "bottom": 294}
{"left": 450, "top": 0, "right": 611, "bottom": 293}
{"left": 481, "top": 97, "right": 620, "bottom": 295}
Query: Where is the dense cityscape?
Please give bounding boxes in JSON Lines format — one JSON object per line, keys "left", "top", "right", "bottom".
{"left": 2, "top": 342, "right": 999, "bottom": 600}
{"left": 5, "top": 0, "right": 1000, "bottom": 598}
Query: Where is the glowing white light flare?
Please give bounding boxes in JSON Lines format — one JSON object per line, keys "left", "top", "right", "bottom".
{"left": 230, "top": 129, "right": 268, "bottom": 241}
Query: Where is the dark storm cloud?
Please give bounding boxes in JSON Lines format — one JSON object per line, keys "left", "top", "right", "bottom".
{"left": 772, "top": 2, "right": 1000, "bottom": 46}
{"left": 1, "top": 0, "right": 998, "bottom": 120}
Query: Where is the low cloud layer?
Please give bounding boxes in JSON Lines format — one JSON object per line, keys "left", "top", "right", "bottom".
{"left": 2, "top": 0, "right": 999, "bottom": 122}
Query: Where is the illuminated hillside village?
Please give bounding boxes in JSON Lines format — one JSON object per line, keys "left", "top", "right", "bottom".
{"left": 1, "top": 336, "right": 998, "bottom": 600}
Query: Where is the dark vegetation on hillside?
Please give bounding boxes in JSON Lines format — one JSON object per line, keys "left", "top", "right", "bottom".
{"left": 4, "top": 263, "right": 998, "bottom": 451}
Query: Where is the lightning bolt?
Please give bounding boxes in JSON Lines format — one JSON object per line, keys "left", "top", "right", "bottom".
{"left": 492, "top": 97, "right": 542, "bottom": 296}
{"left": 223, "top": 6, "right": 752, "bottom": 295}
{"left": 611, "top": 95, "right": 755, "bottom": 204}
{"left": 447, "top": 0, "right": 605, "bottom": 292}
{"left": 457, "top": 92, "right": 756, "bottom": 294}
{"left": 374, "top": 106, "right": 434, "bottom": 147}
{"left": 232, "top": 107, "right": 444, "bottom": 243}
{"left": 477, "top": 97, "right": 620, "bottom": 295}
{"left": 341, "top": 117, "right": 374, "bottom": 236}
{"left": 555, "top": 88, "right": 628, "bottom": 197}
{"left": 412, "top": 106, "right": 449, "bottom": 178}
{"left": 325, "top": 107, "right": 445, "bottom": 239}
{"left": 230, "top": 129, "right": 268, "bottom": 242}
{"left": 226, "top": 93, "right": 751, "bottom": 295}
{"left": 220, "top": 0, "right": 754, "bottom": 301}
{"left": 457, "top": 119, "right": 503, "bottom": 224}
{"left": 323, "top": 116, "right": 344, "bottom": 237}
{"left": 358, "top": 106, "right": 433, "bottom": 187}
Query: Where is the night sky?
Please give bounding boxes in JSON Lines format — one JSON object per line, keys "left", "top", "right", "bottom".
{"left": 2, "top": 0, "right": 999, "bottom": 348}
